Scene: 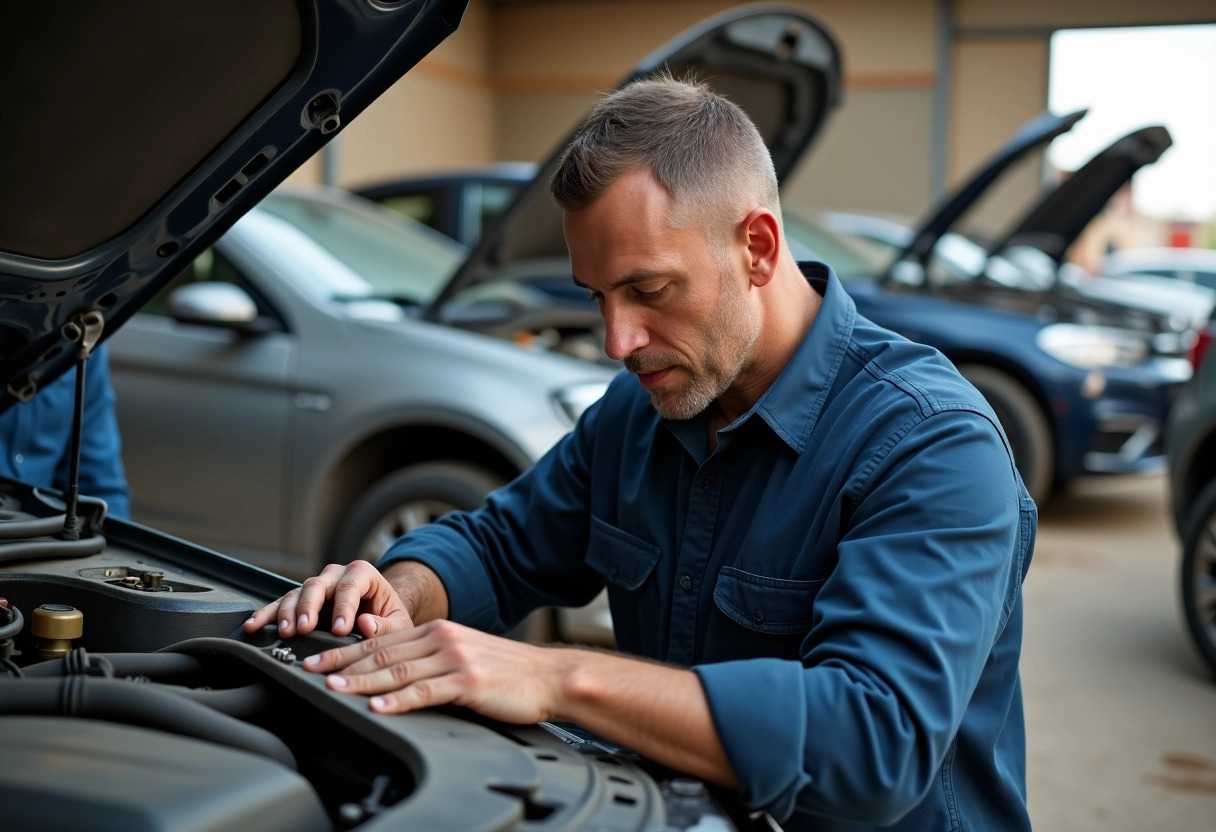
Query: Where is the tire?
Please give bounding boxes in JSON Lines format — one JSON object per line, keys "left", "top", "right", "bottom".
{"left": 957, "top": 364, "right": 1054, "bottom": 506}
{"left": 1180, "top": 479, "right": 1216, "bottom": 677}
{"left": 330, "top": 462, "right": 503, "bottom": 564}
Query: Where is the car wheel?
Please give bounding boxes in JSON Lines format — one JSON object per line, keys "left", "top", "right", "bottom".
{"left": 1181, "top": 479, "right": 1216, "bottom": 677}
{"left": 957, "top": 364, "right": 1054, "bottom": 506}
{"left": 331, "top": 462, "right": 503, "bottom": 564}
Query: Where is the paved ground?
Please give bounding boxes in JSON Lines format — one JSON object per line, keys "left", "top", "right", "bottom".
{"left": 1022, "top": 473, "right": 1216, "bottom": 829}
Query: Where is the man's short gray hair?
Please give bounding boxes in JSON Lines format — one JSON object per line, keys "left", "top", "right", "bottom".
{"left": 549, "top": 75, "right": 781, "bottom": 241}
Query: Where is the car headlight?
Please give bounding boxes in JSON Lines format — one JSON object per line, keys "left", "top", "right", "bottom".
{"left": 553, "top": 381, "right": 609, "bottom": 425}
{"left": 1035, "top": 323, "right": 1150, "bottom": 369}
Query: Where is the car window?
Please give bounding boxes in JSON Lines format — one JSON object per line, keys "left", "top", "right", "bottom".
{"left": 782, "top": 214, "right": 891, "bottom": 279}
{"left": 376, "top": 188, "right": 447, "bottom": 234}
{"left": 474, "top": 181, "right": 524, "bottom": 242}
{"left": 255, "top": 191, "right": 465, "bottom": 306}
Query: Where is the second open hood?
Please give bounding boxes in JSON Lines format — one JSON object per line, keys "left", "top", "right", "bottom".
{"left": 428, "top": 4, "right": 842, "bottom": 312}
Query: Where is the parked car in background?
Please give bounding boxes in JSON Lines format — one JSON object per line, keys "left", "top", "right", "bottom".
{"left": 1166, "top": 311, "right": 1216, "bottom": 677}
{"left": 823, "top": 210, "right": 1215, "bottom": 334}
{"left": 108, "top": 187, "right": 614, "bottom": 579}
{"left": 354, "top": 162, "right": 536, "bottom": 247}
{"left": 1105, "top": 246, "right": 1216, "bottom": 291}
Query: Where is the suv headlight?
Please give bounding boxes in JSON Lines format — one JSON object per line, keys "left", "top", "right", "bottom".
{"left": 553, "top": 381, "right": 609, "bottom": 425}
{"left": 1035, "top": 323, "right": 1150, "bottom": 369}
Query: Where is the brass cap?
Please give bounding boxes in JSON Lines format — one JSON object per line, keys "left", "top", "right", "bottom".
{"left": 31, "top": 604, "right": 83, "bottom": 640}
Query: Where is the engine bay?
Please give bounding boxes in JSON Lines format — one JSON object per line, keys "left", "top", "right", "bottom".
{"left": 0, "top": 481, "right": 750, "bottom": 831}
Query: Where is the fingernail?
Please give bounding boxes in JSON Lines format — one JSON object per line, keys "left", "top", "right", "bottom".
{"left": 244, "top": 617, "right": 255, "bottom": 626}
{"left": 335, "top": 616, "right": 346, "bottom": 631}
{"left": 279, "top": 619, "right": 290, "bottom": 631}
{"left": 370, "top": 696, "right": 386, "bottom": 710}
{"left": 370, "top": 619, "right": 379, "bottom": 635}
{"left": 297, "top": 613, "right": 309, "bottom": 628}
{"left": 329, "top": 675, "right": 348, "bottom": 688}
{"left": 304, "top": 655, "right": 320, "bottom": 667}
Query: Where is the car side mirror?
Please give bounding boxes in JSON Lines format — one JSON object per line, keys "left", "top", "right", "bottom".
{"left": 166, "top": 282, "right": 277, "bottom": 333}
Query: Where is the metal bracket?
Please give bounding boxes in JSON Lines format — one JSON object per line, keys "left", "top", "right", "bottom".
{"left": 61, "top": 310, "right": 105, "bottom": 359}
{"left": 6, "top": 377, "right": 37, "bottom": 403}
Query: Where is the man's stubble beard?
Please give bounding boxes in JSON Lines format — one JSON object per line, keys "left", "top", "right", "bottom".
{"left": 629, "top": 264, "right": 761, "bottom": 421}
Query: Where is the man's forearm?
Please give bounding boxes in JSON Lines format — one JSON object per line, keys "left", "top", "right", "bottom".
{"left": 382, "top": 559, "right": 449, "bottom": 624}
{"left": 552, "top": 648, "right": 739, "bottom": 788}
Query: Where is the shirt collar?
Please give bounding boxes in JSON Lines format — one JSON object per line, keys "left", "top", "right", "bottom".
{"left": 663, "top": 262, "right": 857, "bottom": 457}
{"left": 749, "top": 262, "right": 856, "bottom": 453}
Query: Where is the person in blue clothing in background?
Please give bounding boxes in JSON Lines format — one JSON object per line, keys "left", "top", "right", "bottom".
{"left": 0, "top": 343, "right": 130, "bottom": 520}
{"left": 249, "top": 77, "right": 1036, "bottom": 830}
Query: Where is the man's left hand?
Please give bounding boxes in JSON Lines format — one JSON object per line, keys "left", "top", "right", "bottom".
{"left": 302, "top": 619, "right": 571, "bottom": 724}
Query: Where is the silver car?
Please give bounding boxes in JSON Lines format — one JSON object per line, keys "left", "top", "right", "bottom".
{"left": 108, "top": 187, "right": 614, "bottom": 579}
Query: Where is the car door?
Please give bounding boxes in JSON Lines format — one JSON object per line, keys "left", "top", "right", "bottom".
{"left": 107, "top": 244, "right": 297, "bottom": 563}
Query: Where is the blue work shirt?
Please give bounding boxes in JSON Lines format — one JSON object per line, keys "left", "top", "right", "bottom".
{"left": 381, "top": 263, "right": 1036, "bottom": 829}
{"left": 0, "top": 343, "right": 130, "bottom": 520}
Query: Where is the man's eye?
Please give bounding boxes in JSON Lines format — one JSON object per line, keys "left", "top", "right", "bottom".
{"left": 634, "top": 285, "right": 668, "bottom": 300}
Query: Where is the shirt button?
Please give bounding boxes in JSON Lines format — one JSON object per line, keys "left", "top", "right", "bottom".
{"left": 701, "top": 476, "right": 713, "bottom": 488}
{"left": 13, "top": 454, "right": 22, "bottom": 464}
{"left": 753, "top": 610, "right": 765, "bottom": 624}
{"left": 610, "top": 565, "right": 619, "bottom": 577}
{"left": 679, "top": 575, "right": 693, "bottom": 591}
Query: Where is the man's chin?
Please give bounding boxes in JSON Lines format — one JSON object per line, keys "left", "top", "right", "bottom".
{"left": 649, "top": 389, "right": 712, "bottom": 422}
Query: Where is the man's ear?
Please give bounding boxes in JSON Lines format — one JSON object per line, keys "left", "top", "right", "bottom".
{"left": 741, "top": 208, "right": 780, "bottom": 287}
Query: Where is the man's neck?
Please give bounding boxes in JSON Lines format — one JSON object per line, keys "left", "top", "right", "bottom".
{"left": 713, "top": 257, "right": 822, "bottom": 426}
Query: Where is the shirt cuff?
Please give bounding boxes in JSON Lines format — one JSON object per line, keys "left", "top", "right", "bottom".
{"left": 378, "top": 527, "right": 501, "bottom": 631}
{"left": 694, "top": 658, "right": 809, "bottom": 820}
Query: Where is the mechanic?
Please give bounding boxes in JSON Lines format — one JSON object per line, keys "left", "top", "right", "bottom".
{"left": 247, "top": 77, "right": 1035, "bottom": 830}
{"left": 0, "top": 343, "right": 129, "bottom": 520}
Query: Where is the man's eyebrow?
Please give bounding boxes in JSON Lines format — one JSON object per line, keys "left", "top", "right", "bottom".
{"left": 571, "top": 268, "right": 671, "bottom": 293}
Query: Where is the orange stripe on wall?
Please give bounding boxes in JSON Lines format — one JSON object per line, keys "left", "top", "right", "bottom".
{"left": 414, "top": 58, "right": 497, "bottom": 93}
{"left": 415, "top": 61, "right": 935, "bottom": 95}
{"left": 844, "top": 70, "right": 936, "bottom": 88}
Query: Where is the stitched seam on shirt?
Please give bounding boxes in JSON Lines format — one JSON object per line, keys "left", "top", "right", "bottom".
{"left": 942, "top": 736, "right": 962, "bottom": 832}
{"left": 787, "top": 300, "right": 856, "bottom": 453}
{"left": 859, "top": 348, "right": 941, "bottom": 416}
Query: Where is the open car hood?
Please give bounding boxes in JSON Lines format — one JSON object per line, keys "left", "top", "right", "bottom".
{"left": 988, "top": 125, "right": 1172, "bottom": 263}
{"left": 428, "top": 4, "right": 842, "bottom": 311}
{"left": 0, "top": 0, "right": 468, "bottom": 414}
{"left": 889, "top": 109, "right": 1087, "bottom": 276}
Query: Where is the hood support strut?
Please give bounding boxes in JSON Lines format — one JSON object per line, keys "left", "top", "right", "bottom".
{"left": 58, "top": 311, "right": 104, "bottom": 540}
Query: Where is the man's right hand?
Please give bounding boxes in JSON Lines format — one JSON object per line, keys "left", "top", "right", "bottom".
{"left": 243, "top": 560, "right": 414, "bottom": 639}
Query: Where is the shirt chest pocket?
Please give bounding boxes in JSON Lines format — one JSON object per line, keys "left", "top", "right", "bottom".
{"left": 584, "top": 515, "right": 661, "bottom": 591}
{"left": 708, "top": 567, "right": 825, "bottom": 660}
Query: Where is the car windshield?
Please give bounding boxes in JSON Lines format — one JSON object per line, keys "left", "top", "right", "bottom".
{"left": 254, "top": 190, "right": 466, "bottom": 306}
{"left": 782, "top": 214, "right": 891, "bottom": 278}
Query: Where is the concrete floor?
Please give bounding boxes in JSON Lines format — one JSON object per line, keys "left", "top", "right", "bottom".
{"left": 1022, "top": 473, "right": 1216, "bottom": 830}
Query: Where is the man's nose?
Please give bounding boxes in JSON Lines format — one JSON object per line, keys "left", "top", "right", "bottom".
{"left": 601, "top": 302, "right": 649, "bottom": 361}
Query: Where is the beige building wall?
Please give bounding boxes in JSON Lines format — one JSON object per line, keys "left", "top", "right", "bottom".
{"left": 295, "top": 0, "right": 1214, "bottom": 231}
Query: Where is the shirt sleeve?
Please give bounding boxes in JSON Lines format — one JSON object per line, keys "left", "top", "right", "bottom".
{"left": 694, "top": 407, "right": 1033, "bottom": 825}
{"left": 377, "top": 392, "right": 608, "bottom": 633}
{"left": 54, "top": 344, "right": 131, "bottom": 520}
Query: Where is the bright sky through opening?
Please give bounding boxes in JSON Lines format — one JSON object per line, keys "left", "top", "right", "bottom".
{"left": 1048, "top": 24, "right": 1216, "bottom": 223}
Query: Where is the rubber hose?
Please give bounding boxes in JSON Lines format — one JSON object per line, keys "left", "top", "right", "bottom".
{"left": 152, "top": 682, "right": 272, "bottom": 718}
{"left": 0, "top": 603, "right": 23, "bottom": 641}
{"left": 0, "top": 534, "right": 106, "bottom": 564}
{"left": 0, "top": 677, "right": 296, "bottom": 769}
{"left": 0, "top": 513, "right": 65, "bottom": 539}
{"left": 23, "top": 652, "right": 206, "bottom": 679}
